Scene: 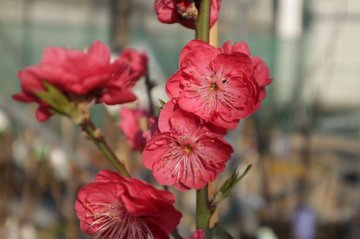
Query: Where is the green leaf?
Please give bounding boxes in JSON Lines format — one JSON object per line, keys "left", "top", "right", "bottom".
{"left": 218, "top": 164, "right": 252, "bottom": 201}
{"left": 34, "top": 81, "right": 79, "bottom": 118}
{"left": 35, "top": 91, "right": 55, "bottom": 105}
{"left": 42, "top": 81, "right": 71, "bottom": 106}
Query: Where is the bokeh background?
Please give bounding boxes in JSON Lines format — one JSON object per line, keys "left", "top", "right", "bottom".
{"left": 0, "top": 0, "right": 359, "bottom": 238}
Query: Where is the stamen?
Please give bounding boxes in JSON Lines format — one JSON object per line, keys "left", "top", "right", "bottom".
{"left": 210, "top": 82, "right": 218, "bottom": 91}
{"left": 183, "top": 144, "right": 192, "bottom": 154}
{"left": 85, "top": 201, "right": 153, "bottom": 239}
{"left": 177, "top": 1, "right": 198, "bottom": 20}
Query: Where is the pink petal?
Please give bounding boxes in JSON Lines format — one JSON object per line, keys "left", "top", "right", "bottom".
{"left": 179, "top": 40, "right": 212, "bottom": 65}
{"left": 252, "top": 56, "right": 272, "bottom": 87}
{"left": 12, "top": 92, "right": 33, "bottom": 102}
{"left": 180, "top": 41, "right": 218, "bottom": 71}
{"left": 158, "top": 101, "right": 176, "bottom": 132}
{"left": 169, "top": 108, "right": 201, "bottom": 136}
{"left": 101, "top": 87, "right": 137, "bottom": 105}
{"left": 213, "top": 52, "right": 253, "bottom": 78}
{"left": 18, "top": 68, "right": 44, "bottom": 94}
{"left": 143, "top": 132, "right": 173, "bottom": 170}
{"left": 35, "top": 106, "right": 52, "bottom": 122}
{"left": 94, "top": 169, "right": 120, "bottom": 182}
{"left": 40, "top": 47, "right": 66, "bottom": 65}
{"left": 165, "top": 70, "right": 183, "bottom": 99}
{"left": 154, "top": 0, "right": 178, "bottom": 23}
{"left": 87, "top": 41, "right": 111, "bottom": 63}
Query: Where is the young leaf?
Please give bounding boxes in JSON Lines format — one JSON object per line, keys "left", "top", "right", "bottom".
{"left": 218, "top": 164, "right": 252, "bottom": 201}
{"left": 35, "top": 81, "right": 79, "bottom": 119}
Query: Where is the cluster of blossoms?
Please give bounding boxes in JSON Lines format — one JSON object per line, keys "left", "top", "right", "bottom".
{"left": 13, "top": 41, "right": 147, "bottom": 121}
{"left": 142, "top": 40, "right": 271, "bottom": 191}
{"left": 13, "top": 0, "right": 272, "bottom": 238}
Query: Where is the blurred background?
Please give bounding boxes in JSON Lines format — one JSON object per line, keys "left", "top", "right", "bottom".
{"left": 0, "top": 0, "right": 359, "bottom": 238}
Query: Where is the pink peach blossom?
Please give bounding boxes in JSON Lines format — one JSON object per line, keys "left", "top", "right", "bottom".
{"left": 166, "top": 40, "right": 271, "bottom": 129}
{"left": 143, "top": 102, "right": 233, "bottom": 191}
{"left": 75, "top": 170, "right": 182, "bottom": 239}
{"left": 13, "top": 41, "right": 145, "bottom": 121}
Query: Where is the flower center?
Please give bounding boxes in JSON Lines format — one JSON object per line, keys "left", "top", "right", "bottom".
{"left": 210, "top": 82, "right": 218, "bottom": 91}
{"left": 177, "top": 1, "right": 198, "bottom": 20}
{"left": 183, "top": 144, "right": 193, "bottom": 154}
{"left": 86, "top": 201, "right": 153, "bottom": 239}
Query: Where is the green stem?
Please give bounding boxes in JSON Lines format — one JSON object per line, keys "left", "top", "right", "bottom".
{"left": 195, "top": 0, "right": 211, "bottom": 41}
{"left": 196, "top": 185, "right": 211, "bottom": 229}
{"left": 80, "top": 116, "right": 183, "bottom": 235}
{"left": 80, "top": 119, "right": 130, "bottom": 177}
{"left": 195, "top": 0, "right": 212, "bottom": 230}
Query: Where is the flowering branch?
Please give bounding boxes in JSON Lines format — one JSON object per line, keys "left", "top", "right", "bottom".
{"left": 195, "top": 0, "right": 212, "bottom": 230}
{"left": 34, "top": 81, "right": 130, "bottom": 177}
{"left": 79, "top": 118, "right": 130, "bottom": 177}
{"left": 11, "top": 0, "right": 274, "bottom": 237}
